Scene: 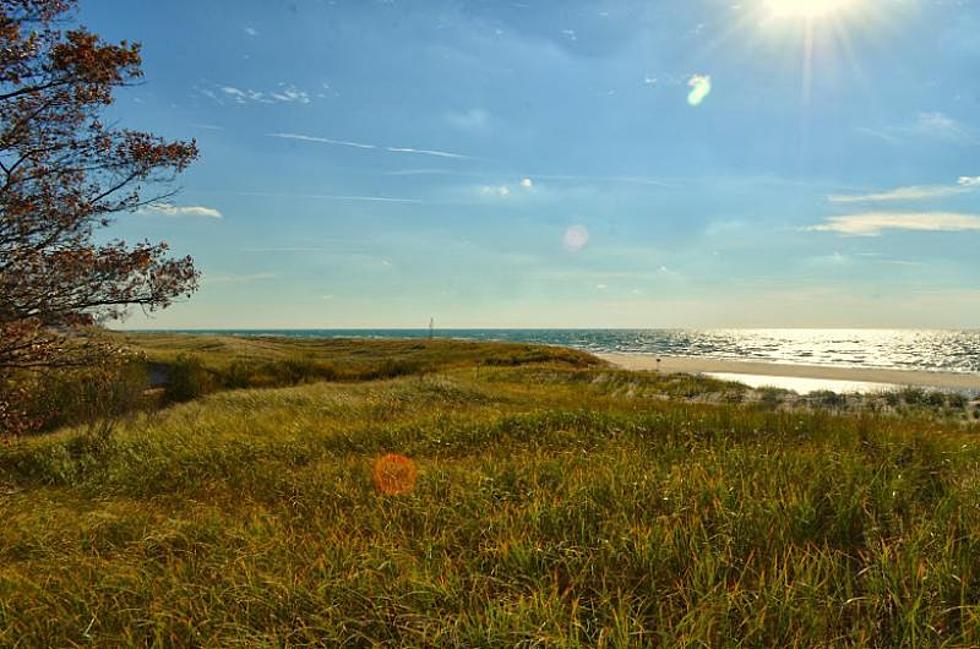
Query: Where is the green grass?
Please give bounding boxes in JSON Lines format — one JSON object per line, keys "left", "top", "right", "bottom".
{"left": 3, "top": 336, "right": 980, "bottom": 646}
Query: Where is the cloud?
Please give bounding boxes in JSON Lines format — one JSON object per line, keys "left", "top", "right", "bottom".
{"left": 563, "top": 225, "right": 589, "bottom": 252}
{"left": 387, "top": 146, "right": 469, "bottom": 159}
{"left": 223, "top": 190, "right": 421, "bottom": 204}
{"left": 914, "top": 111, "right": 974, "bottom": 142}
{"left": 447, "top": 108, "right": 490, "bottom": 131}
{"left": 858, "top": 112, "right": 978, "bottom": 146}
{"left": 828, "top": 184, "right": 967, "bottom": 203}
{"left": 382, "top": 169, "right": 669, "bottom": 187}
{"left": 806, "top": 212, "right": 980, "bottom": 236}
{"left": 480, "top": 185, "right": 510, "bottom": 197}
{"left": 267, "top": 132, "right": 470, "bottom": 159}
{"left": 144, "top": 202, "right": 222, "bottom": 218}
{"left": 477, "top": 177, "right": 535, "bottom": 198}
{"left": 189, "top": 123, "right": 224, "bottom": 131}
{"left": 827, "top": 176, "right": 980, "bottom": 203}
{"left": 205, "top": 272, "right": 276, "bottom": 285}
{"left": 207, "top": 83, "right": 311, "bottom": 105}
{"left": 687, "top": 74, "right": 711, "bottom": 106}
{"left": 244, "top": 26, "right": 258, "bottom": 36}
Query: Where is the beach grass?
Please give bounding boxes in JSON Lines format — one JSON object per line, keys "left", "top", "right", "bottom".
{"left": 2, "top": 336, "right": 980, "bottom": 646}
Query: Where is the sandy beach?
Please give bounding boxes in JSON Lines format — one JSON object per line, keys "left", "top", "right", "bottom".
{"left": 598, "top": 354, "right": 980, "bottom": 392}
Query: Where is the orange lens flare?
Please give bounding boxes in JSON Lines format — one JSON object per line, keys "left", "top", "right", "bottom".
{"left": 372, "top": 453, "right": 418, "bottom": 495}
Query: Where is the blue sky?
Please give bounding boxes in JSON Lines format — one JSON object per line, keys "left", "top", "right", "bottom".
{"left": 83, "top": 0, "right": 980, "bottom": 328}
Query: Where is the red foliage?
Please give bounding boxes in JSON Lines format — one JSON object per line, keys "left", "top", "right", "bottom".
{"left": 0, "top": 0, "right": 200, "bottom": 436}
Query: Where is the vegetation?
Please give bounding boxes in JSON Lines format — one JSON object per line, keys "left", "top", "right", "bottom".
{"left": 0, "top": 0, "right": 199, "bottom": 435}
{"left": 2, "top": 335, "right": 980, "bottom": 646}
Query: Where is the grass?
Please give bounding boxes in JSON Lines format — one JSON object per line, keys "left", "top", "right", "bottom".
{"left": 3, "top": 334, "right": 980, "bottom": 646}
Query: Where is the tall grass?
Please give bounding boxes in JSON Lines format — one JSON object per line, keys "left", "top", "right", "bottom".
{"left": 1, "top": 345, "right": 980, "bottom": 646}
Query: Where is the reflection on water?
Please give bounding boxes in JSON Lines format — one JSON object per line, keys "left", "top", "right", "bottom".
{"left": 164, "top": 328, "right": 980, "bottom": 375}
{"left": 705, "top": 372, "right": 897, "bottom": 395}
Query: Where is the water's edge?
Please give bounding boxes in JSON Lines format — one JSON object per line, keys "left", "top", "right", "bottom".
{"left": 126, "top": 328, "right": 980, "bottom": 376}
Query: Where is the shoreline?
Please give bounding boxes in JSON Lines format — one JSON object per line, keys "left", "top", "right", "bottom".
{"left": 597, "top": 353, "right": 980, "bottom": 392}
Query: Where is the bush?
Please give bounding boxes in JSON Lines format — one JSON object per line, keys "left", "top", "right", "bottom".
{"left": 22, "top": 361, "right": 149, "bottom": 433}
{"left": 371, "top": 359, "right": 423, "bottom": 380}
{"left": 810, "top": 390, "right": 847, "bottom": 409}
{"left": 758, "top": 386, "right": 790, "bottom": 410}
{"left": 899, "top": 387, "right": 926, "bottom": 406}
{"left": 164, "top": 355, "right": 214, "bottom": 403}
{"left": 947, "top": 393, "right": 968, "bottom": 409}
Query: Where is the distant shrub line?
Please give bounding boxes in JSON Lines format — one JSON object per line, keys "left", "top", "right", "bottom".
{"left": 9, "top": 348, "right": 596, "bottom": 432}
{"left": 163, "top": 355, "right": 429, "bottom": 403}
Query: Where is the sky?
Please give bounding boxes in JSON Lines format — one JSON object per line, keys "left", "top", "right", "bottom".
{"left": 79, "top": 0, "right": 980, "bottom": 329}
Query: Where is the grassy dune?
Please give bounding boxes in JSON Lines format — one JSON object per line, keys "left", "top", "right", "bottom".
{"left": 3, "top": 338, "right": 980, "bottom": 646}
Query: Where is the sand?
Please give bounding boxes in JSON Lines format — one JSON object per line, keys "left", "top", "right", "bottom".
{"left": 597, "top": 354, "right": 980, "bottom": 392}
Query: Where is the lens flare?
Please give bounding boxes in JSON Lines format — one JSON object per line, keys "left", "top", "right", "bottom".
{"left": 562, "top": 225, "right": 589, "bottom": 252}
{"left": 372, "top": 453, "right": 417, "bottom": 495}
{"left": 687, "top": 75, "right": 712, "bottom": 106}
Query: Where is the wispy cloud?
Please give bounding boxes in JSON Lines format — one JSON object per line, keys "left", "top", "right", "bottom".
{"left": 267, "top": 132, "right": 471, "bottom": 159}
{"left": 205, "top": 272, "right": 276, "bottom": 285}
{"left": 806, "top": 212, "right": 980, "bottom": 236}
{"left": 244, "top": 26, "right": 258, "bottom": 36}
{"left": 189, "top": 123, "right": 224, "bottom": 131}
{"left": 914, "top": 111, "right": 975, "bottom": 143}
{"left": 858, "top": 112, "right": 979, "bottom": 146}
{"left": 477, "top": 177, "right": 534, "bottom": 198}
{"left": 386, "top": 146, "right": 470, "bottom": 159}
{"left": 144, "top": 202, "right": 222, "bottom": 218}
{"left": 447, "top": 108, "right": 490, "bottom": 131}
{"left": 381, "top": 168, "right": 670, "bottom": 187}
{"left": 480, "top": 185, "right": 511, "bottom": 197}
{"left": 204, "top": 83, "right": 312, "bottom": 105}
{"left": 224, "top": 190, "right": 422, "bottom": 204}
{"left": 827, "top": 175, "right": 980, "bottom": 203}
{"left": 828, "top": 184, "right": 967, "bottom": 203}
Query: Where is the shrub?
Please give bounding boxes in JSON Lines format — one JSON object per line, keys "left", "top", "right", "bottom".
{"left": 22, "top": 361, "right": 149, "bottom": 433}
{"left": 371, "top": 359, "right": 423, "bottom": 379}
{"left": 947, "top": 393, "right": 968, "bottom": 409}
{"left": 810, "top": 390, "right": 847, "bottom": 409}
{"left": 757, "top": 386, "right": 790, "bottom": 409}
{"left": 164, "top": 355, "right": 214, "bottom": 403}
{"left": 899, "top": 387, "right": 926, "bottom": 406}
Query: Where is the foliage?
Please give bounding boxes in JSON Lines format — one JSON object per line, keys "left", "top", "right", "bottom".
{"left": 163, "top": 354, "right": 213, "bottom": 403}
{"left": 23, "top": 359, "right": 148, "bottom": 431}
{"left": 0, "top": 0, "right": 198, "bottom": 435}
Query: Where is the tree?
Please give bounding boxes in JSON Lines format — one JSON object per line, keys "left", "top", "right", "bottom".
{"left": 0, "top": 0, "right": 200, "bottom": 435}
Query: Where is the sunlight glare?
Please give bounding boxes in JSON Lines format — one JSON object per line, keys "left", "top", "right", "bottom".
{"left": 767, "top": 0, "right": 859, "bottom": 19}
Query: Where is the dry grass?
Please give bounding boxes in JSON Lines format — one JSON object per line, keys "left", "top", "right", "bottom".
{"left": 2, "top": 337, "right": 980, "bottom": 646}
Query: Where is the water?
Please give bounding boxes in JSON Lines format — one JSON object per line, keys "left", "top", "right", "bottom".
{"left": 155, "top": 329, "right": 980, "bottom": 375}
{"left": 704, "top": 372, "right": 898, "bottom": 395}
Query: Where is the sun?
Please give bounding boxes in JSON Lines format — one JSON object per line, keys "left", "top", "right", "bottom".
{"left": 766, "top": 0, "right": 860, "bottom": 19}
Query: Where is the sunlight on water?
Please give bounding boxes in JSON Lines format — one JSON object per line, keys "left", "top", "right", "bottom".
{"left": 175, "top": 329, "right": 980, "bottom": 375}
{"left": 705, "top": 372, "right": 895, "bottom": 395}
